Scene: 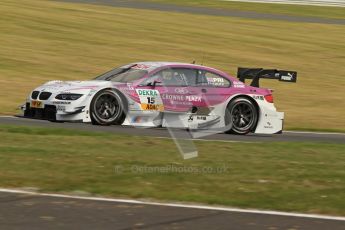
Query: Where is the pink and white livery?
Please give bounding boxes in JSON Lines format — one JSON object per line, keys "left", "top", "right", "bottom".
{"left": 22, "top": 62, "right": 297, "bottom": 135}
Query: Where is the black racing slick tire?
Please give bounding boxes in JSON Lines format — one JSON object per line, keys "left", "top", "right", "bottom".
{"left": 226, "top": 97, "right": 258, "bottom": 135}
{"left": 90, "top": 89, "right": 126, "bottom": 126}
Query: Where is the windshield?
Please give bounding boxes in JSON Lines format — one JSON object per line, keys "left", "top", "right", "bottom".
{"left": 95, "top": 67, "right": 148, "bottom": 83}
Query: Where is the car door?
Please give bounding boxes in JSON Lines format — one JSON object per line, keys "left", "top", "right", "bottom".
{"left": 182, "top": 69, "right": 232, "bottom": 128}
{"left": 137, "top": 67, "right": 199, "bottom": 113}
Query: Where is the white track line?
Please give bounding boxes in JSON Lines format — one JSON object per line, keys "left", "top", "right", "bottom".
{"left": 223, "top": 0, "right": 345, "bottom": 7}
{"left": 0, "top": 115, "right": 19, "bottom": 118}
{"left": 285, "top": 131, "right": 345, "bottom": 136}
{"left": 0, "top": 188, "right": 344, "bottom": 221}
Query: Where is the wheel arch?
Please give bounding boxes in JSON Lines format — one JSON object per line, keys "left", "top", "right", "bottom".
{"left": 92, "top": 87, "right": 129, "bottom": 114}
{"left": 89, "top": 87, "right": 129, "bottom": 125}
{"left": 226, "top": 94, "right": 260, "bottom": 131}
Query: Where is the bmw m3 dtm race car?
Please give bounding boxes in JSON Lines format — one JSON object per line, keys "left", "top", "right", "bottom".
{"left": 22, "top": 62, "right": 297, "bottom": 135}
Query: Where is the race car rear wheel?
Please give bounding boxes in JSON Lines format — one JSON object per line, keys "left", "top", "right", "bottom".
{"left": 90, "top": 89, "right": 125, "bottom": 126}
{"left": 226, "top": 97, "right": 258, "bottom": 135}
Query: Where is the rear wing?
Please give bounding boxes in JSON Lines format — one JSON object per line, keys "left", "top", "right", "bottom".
{"left": 237, "top": 67, "right": 297, "bottom": 87}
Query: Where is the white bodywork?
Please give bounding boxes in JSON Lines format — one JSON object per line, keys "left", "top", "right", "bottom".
{"left": 24, "top": 80, "right": 110, "bottom": 122}
{"left": 22, "top": 61, "right": 285, "bottom": 135}
{"left": 23, "top": 80, "right": 283, "bottom": 134}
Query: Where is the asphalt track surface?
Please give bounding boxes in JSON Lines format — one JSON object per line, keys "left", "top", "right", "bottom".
{"left": 0, "top": 191, "right": 344, "bottom": 230}
{"left": 56, "top": 0, "right": 345, "bottom": 25}
{"left": 1, "top": 116, "right": 344, "bottom": 143}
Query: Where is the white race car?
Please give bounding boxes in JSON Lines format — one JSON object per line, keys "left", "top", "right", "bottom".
{"left": 22, "top": 62, "right": 297, "bottom": 135}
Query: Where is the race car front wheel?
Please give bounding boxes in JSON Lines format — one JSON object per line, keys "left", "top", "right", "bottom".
{"left": 226, "top": 97, "right": 258, "bottom": 135}
{"left": 90, "top": 89, "right": 126, "bottom": 126}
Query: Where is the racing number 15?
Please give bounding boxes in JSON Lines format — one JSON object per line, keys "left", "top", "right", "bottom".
{"left": 147, "top": 97, "right": 155, "bottom": 104}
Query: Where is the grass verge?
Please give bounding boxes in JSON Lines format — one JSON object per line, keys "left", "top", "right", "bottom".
{"left": 0, "top": 125, "right": 344, "bottom": 216}
{"left": 0, "top": 0, "right": 344, "bottom": 130}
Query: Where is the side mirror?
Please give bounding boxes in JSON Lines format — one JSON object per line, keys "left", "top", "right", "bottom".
{"left": 152, "top": 80, "right": 162, "bottom": 88}
{"left": 145, "top": 80, "right": 162, "bottom": 87}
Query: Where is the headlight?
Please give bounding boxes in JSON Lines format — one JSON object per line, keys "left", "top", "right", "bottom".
{"left": 55, "top": 94, "right": 83, "bottom": 100}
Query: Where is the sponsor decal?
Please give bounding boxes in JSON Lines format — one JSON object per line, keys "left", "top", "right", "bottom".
{"left": 281, "top": 73, "right": 294, "bottom": 81}
{"left": 171, "top": 101, "right": 193, "bottom": 106}
{"left": 119, "top": 84, "right": 135, "bottom": 92}
{"left": 141, "top": 104, "right": 164, "bottom": 111}
{"left": 196, "top": 116, "right": 207, "bottom": 121}
{"left": 162, "top": 94, "right": 184, "bottom": 101}
{"left": 233, "top": 81, "right": 245, "bottom": 88}
{"left": 161, "top": 94, "right": 201, "bottom": 103}
{"left": 53, "top": 101, "right": 71, "bottom": 105}
{"left": 137, "top": 89, "right": 158, "bottom": 96}
{"left": 188, "top": 115, "right": 207, "bottom": 122}
{"left": 252, "top": 95, "right": 264, "bottom": 100}
{"left": 186, "top": 95, "right": 202, "bottom": 102}
{"left": 127, "top": 83, "right": 135, "bottom": 91}
{"left": 57, "top": 105, "right": 66, "bottom": 112}
{"left": 207, "top": 77, "right": 226, "bottom": 86}
{"left": 264, "top": 121, "right": 273, "bottom": 129}
{"left": 136, "top": 89, "right": 164, "bottom": 111}
{"left": 132, "top": 64, "right": 150, "bottom": 70}
{"left": 175, "top": 88, "right": 189, "bottom": 94}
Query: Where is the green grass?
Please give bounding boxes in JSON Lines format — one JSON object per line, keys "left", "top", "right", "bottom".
{"left": 0, "top": 125, "right": 344, "bottom": 215}
{"left": 145, "top": 0, "right": 345, "bottom": 19}
{"left": 0, "top": 0, "right": 344, "bottom": 131}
